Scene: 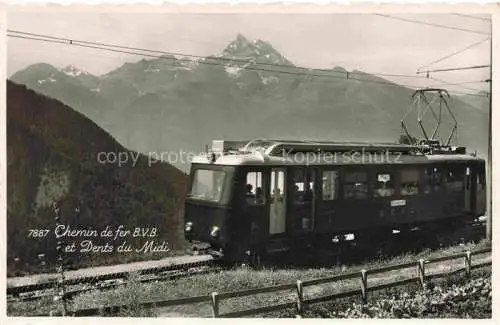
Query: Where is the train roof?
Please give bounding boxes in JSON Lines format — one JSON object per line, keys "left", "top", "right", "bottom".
{"left": 192, "top": 139, "right": 483, "bottom": 166}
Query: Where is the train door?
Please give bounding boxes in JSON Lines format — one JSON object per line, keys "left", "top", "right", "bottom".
{"left": 340, "top": 169, "right": 370, "bottom": 229}
{"left": 422, "top": 165, "right": 445, "bottom": 220}
{"left": 269, "top": 168, "right": 286, "bottom": 235}
{"left": 243, "top": 169, "right": 267, "bottom": 240}
{"left": 443, "top": 162, "right": 470, "bottom": 219}
{"left": 476, "top": 163, "right": 486, "bottom": 215}
{"left": 290, "top": 167, "right": 316, "bottom": 231}
{"left": 465, "top": 166, "right": 472, "bottom": 212}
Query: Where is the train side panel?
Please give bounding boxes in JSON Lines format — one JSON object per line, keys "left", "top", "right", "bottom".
{"left": 184, "top": 156, "right": 486, "bottom": 263}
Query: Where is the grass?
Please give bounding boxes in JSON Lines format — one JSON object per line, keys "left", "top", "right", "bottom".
{"left": 7, "top": 239, "right": 490, "bottom": 317}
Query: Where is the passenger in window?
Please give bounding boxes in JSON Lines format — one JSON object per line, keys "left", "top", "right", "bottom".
{"left": 377, "top": 187, "right": 394, "bottom": 197}
{"left": 376, "top": 188, "right": 389, "bottom": 197}
{"left": 255, "top": 187, "right": 264, "bottom": 204}
{"left": 246, "top": 184, "right": 254, "bottom": 196}
{"left": 410, "top": 183, "right": 418, "bottom": 195}
{"left": 402, "top": 182, "right": 417, "bottom": 195}
{"left": 293, "top": 185, "right": 302, "bottom": 203}
{"left": 303, "top": 183, "right": 313, "bottom": 201}
{"left": 374, "top": 181, "right": 394, "bottom": 197}
{"left": 273, "top": 188, "right": 283, "bottom": 202}
{"left": 245, "top": 184, "right": 255, "bottom": 204}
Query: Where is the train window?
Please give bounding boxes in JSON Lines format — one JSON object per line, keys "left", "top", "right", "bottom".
{"left": 293, "top": 168, "right": 314, "bottom": 203}
{"left": 465, "top": 167, "right": 471, "bottom": 190}
{"left": 245, "top": 172, "right": 265, "bottom": 205}
{"left": 400, "top": 169, "right": 419, "bottom": 195}
{"left": 373, "top": 173, "right": 395, "bottom": 197}
{"left": 188, "top": 169, "right": 225, "bottom": 202}
{"left": 343, "top": 172, "right": 368, "bottom": 199}
{"left": 270, "top": 169, "right": 285, "bottom": 201}
{"left": 322, "top": 171, "right": 339, "bottom": 200}
{"left": 423, "top": 167, "right": 442, "bottom": 193}
{"left": 445, "top": 166, "right": 465, "bottom": 191}
{"left": 478, "top": 167, "right": 486, "bottom": 189}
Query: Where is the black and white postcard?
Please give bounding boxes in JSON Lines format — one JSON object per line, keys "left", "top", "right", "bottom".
{"left": 1, "top": 3, "right": 498, "bottom": 321}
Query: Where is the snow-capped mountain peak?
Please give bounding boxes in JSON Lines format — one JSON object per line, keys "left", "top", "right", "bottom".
{"left": 221, "top": 33, "right": 293, "bottom": 67}
{"left": 61, "top": 64, "right": 89, "bottom": 77}
{"left": 222, "top": 34, "right": 259, "bottom": 58}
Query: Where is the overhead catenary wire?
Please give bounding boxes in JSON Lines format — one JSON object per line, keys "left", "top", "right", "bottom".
{"left": 416, "top": 65, "right": 490, "bottom": 74}
{"left": 427, "top": 76, "right": 488, "bottom": 94}
{"left": 413, "top": 13, "right": 491, "bottom": 97}
{"left": 374, "top": 14, "right": 491, "bottom": 35}
{"left": 10, "top": 29, "right": 491, "bottom": 89}
{"left": 7, "top": 33, "right": 428, "bottom": 89}
{"left": 417, "top": 37, "right": 491, "bottom": 71}
{"left": 451, "top": 13, "right": 492, "bottom": 22}
{"left": 8, "top": 32, "right": 490, "bottom": 98}
{"left": 8, "top": 29, "right": 428, "bottom": 81}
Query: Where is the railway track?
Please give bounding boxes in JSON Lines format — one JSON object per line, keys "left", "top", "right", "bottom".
{"left": 7, "top": 219, "right": 486, "bottom": 303}
{"left": 7, "top": 255, "right": 216, "bottom": 303}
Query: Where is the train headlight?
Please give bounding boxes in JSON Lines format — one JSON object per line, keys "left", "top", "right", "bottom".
{"left": 185, "top": 222, "right": 193, "bottom": 233}
{"left": 343, "top": 233, "right": 355, "bottom": 241}
{"left": 210, "top": 226, "right": 220, "bottom": 239}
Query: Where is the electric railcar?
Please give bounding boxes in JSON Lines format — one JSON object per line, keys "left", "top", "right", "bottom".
{"left": 184, "top": 139, "right": 486, "bottom": 263}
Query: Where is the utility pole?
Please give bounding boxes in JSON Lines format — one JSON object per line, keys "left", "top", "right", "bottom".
{"left": 413, "top": 18, "right": 493, "bottom": 240}
{"left": 486, "top": 22, "right": 493, "bottom": 241}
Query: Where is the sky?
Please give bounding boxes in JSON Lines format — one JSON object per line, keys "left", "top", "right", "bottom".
{"left": 7, "top": 11, "right": 492, "bottom": 93}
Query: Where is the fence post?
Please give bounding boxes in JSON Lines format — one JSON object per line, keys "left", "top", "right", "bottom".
{"left": 360, "top": 269, "right": 367, "bottom": 303}
{"left": 417, "top": 259, "right": 426, "bottom": 290}
{"left": 296, "top": 280, "right": 304, "bottom": 315}
{"left": 465, "top": 251, "right": 472, "bottom": 276}
{"left": 211, "top": 292, "right": 219, "bottom": 318}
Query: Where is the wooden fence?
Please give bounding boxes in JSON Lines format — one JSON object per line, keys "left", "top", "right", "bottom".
{"left": 69, "top": 247, "right": 491, "bottom": 317}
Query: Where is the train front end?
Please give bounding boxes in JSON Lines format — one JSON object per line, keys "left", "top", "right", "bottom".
{"left": 184, "top": 141, "right": 240, "bottom": 260}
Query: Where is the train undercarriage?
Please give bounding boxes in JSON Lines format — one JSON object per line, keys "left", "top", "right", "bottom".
{"left": 193, "top": 215, "right": 486, "bottom": 267}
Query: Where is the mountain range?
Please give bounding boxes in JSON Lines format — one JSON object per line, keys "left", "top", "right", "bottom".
{"left": 7, "top": 81, "right": 186, "bottom": 275}
{"left": 10, "top": 33, "right": 489, "bottom": 171}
